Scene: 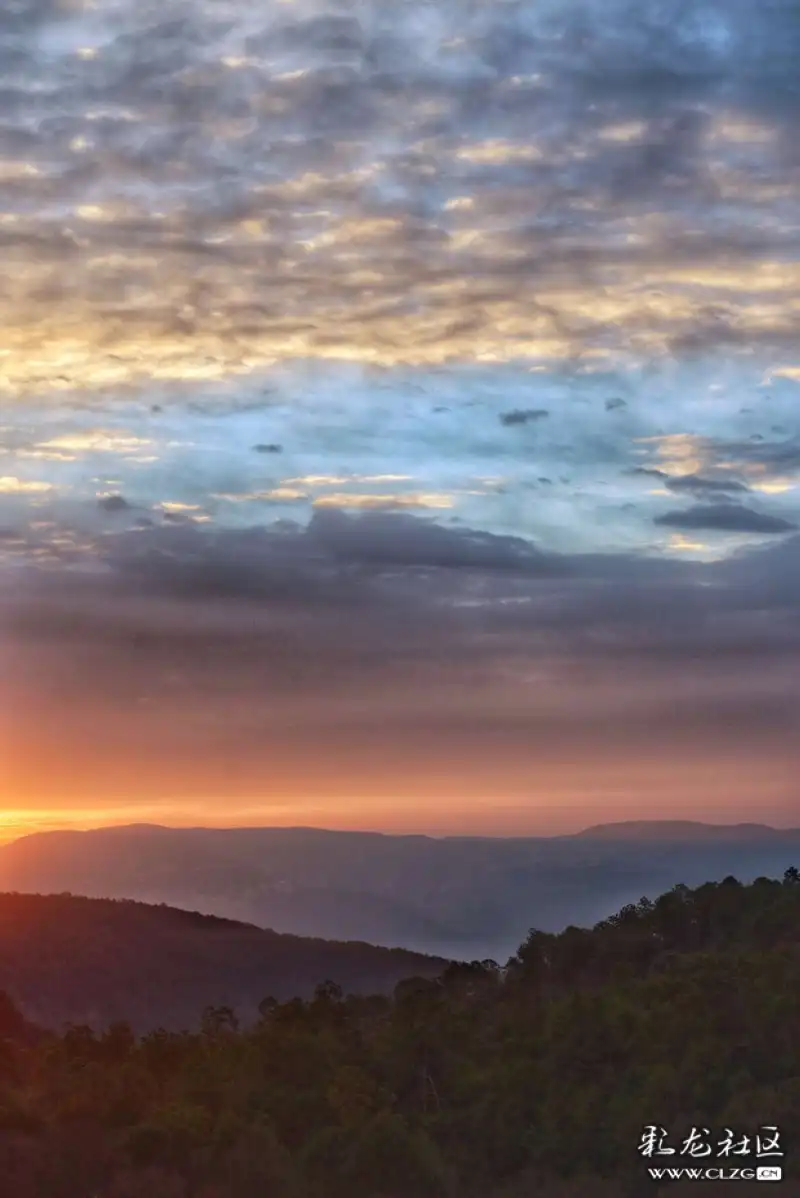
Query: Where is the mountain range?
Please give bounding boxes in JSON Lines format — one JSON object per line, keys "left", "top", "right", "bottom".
{"left": 1, "top": 819, "right": 798, "bottom": 962}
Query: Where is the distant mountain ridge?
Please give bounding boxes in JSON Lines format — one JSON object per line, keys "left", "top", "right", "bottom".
{"left": 571, "top": 819, "right": 795, "bottom": 841}
{"left": 7, "top": 817, "right": 796, "bottom": 848}
{"left": 1, "top": 819, "right": 798, "bottom": 962}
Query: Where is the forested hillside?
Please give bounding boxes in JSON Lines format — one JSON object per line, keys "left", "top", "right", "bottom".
{"left": 0, "top": 893, "right": 446, "bottom": 1031}
{"left": 0, "top": 872, "right": 798, "bottom": 1196}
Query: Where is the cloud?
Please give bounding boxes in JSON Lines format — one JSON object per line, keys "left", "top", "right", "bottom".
{"left": 632, "top": 432, "right": 800, "bottom": 497}
{"left": 665, "top": 475, "right": 749, "bottom": 497}
{"left": 97, "top": 494, "right": 131, "bottom": 513}
{"left": 9, "top": 507, "right": 800, "bottom": 649}
{"left": 4, "top": 508, "right": 799, "bottom": 835}
{"left": 3, "top": 0, "right": 800, "bottom": 830}
{"left": 4, "top": 510, "right": 800, "bottom": 772}
{"left": 629, "top": 467, "right": 669, "bottom": 480}
{"left": 0, "top": 477, "right": 53, "bottom": 494}
{"left": 2, "top": 0, "right": 799, "bottom": 393}
{"left": 654, "top": 503, "right": 796, "bottom": 534}
{"left": 311, "top": 493, "right": 454, "bottom": 510}
{"left": 499, "top": 409, "right": 550, "bottom": 427}
{"left": 36, "top": 434, "right": 152, "bottom": 454}
{"left": 306, "top": 508, "right": 560, "bottom": 572}
{"left": 214, "top": 489, "right": 309, "bottom": 504}
{"left": 713, "top": 436, "right": 800, "bottom": 477}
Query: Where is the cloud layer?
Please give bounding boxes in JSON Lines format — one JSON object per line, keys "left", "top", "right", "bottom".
{"left": 3, "top": 509, "right": 799, "bottom": 832}
{"left": 1, "top": 0, "right": 799, "bottom": 391}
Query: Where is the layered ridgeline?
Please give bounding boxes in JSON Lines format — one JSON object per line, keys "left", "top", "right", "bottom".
{"left": 0, "top": 873, "right": 797, "bottom": 1197}
{"left": 1, "top": 821, "right": 799, "bottom": 961}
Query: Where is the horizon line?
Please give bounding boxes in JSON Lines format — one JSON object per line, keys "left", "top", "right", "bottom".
{"left": 2, "top": 816, "right": 799, "bottom": 848}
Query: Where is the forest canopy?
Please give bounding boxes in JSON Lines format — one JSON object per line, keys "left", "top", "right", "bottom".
{"left": 0, "top": 870, "right": 798, "bottom": 1197}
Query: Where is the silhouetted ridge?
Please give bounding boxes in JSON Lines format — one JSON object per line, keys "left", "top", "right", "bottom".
{"left": 0, "top": 892, "right": 447, "bottom": 1034}
{"left": 572, "top": 819, "right": 788, "bottom": 841}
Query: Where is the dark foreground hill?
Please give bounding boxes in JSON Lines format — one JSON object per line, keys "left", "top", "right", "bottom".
{"left": 0, "top": 892, "right": 447, "bottom": 1033}
{"left": 0, "top": 872, "right": 798, "bottom": 1197}
{"left": 2, "top": 820, "right": 799, "bottom": 961}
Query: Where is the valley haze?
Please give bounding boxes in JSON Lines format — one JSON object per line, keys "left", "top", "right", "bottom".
{"left": 3, "top": 819, "right": 799, "bottom": 963}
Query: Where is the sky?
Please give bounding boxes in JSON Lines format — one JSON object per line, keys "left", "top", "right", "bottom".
{"left": 1, "top": 0, "right": 799, "bottom": 840}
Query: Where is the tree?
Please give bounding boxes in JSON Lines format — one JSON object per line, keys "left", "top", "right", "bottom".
{"left": 342, "top": 1111, "right": 452, "bottom": 1197}
{"left": 200, "top": 1006, "right": 238, "bottom": 1038}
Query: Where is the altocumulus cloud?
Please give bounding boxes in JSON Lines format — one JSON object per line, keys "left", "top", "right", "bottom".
{"left": 0, "top": 0, "right": 799, "bottom": 392}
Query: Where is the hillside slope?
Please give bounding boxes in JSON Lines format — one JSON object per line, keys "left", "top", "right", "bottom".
{"left": 0, "top": 873, "right": 798, "bottom": 1196}
{"left": 0, "top": 892, "right": 448, "bottom": 1032}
